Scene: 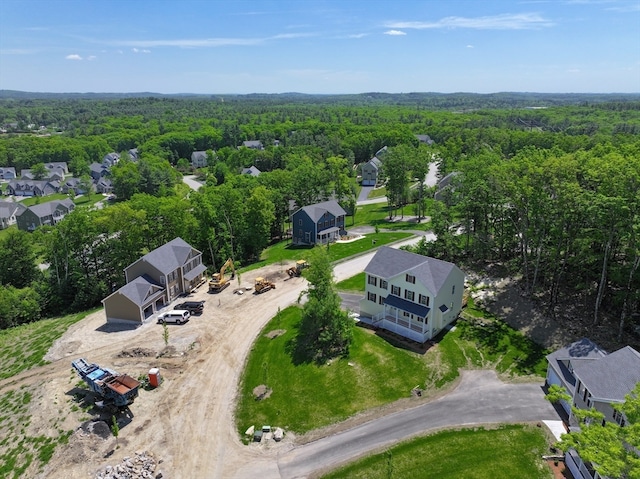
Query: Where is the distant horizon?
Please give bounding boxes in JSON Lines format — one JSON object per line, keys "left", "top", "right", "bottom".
{"left": 2, "top": 89, "right": 639, "bottom": 97}
{"left": 1, "top": 1, "right": 639, "bottom": 94}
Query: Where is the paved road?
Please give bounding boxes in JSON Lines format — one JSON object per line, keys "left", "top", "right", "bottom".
{"left": 277, "top": 371, "right": 556, "bottom": 478}
{"left": 182, "top": 174, "right": 204, "bottom": 190}
{"left": 233, "top": 370, "right": 558, "bottom": 479}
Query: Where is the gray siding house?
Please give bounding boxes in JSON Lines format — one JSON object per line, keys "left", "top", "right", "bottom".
{"left": 241, "top": 166, "right": 261, "bottom": 176}
{"left": 546, "top": 339, "right": 640, "bottom": 479}
{"left": 359, "top": 247, "right": 465, "bottom": 343}
{"left": 361, "top": 157, "right": 382, "bottom": 186}
{"left": 242, "top": 140, "right": 264, "bottom": 150}
{"left": 191, "top": 151, "right": 210, "bottom": 168}
{"left": 7, "top": 179, "right": 60, "bottom": 197}
{"left": 291, "top": 200, "right": 347, "bottom": 246}
{"left": 103, "top": 237, "right": 207, "bottom": 324}
{"left": 0, "top": 201, "right": 26, "bottom": 229}
{"left": 15, "top": 198, "right": 75, "bottom": 231}
{"left": 0, "top": 167, "right": 17, "bottom": 180}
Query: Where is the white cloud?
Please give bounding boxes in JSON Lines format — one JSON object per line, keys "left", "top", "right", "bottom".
{"left": 87, "top": 55, "right": 97, "bottom": 61}
{"left": 65, "top": 54, "right": 83, "bottom": 60}
{"left": 348, "top": 33, "right": 368, "bottom": 39}
{"left": 112, "top": 32, "right": 313, "bottom": 49}
{"left": 386, "top": 13, "right": 554, "bottom": 30}
{"left": 132, "top": 48, "right": 151, "bottom": 53}
{"left": 384, "top": 30, "right": 406, "bottom": 36}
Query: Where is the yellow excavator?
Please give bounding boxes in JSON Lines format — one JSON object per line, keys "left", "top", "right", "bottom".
{"left": 209, "top": 258, "right": 235, "bottom": 293}
{"left": 286, "top": 260, "right": 309, "bottom": 278}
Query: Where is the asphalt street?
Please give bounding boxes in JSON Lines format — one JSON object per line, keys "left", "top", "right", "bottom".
{"left": 275, "top": 370, "right": 558, "bottom": 478}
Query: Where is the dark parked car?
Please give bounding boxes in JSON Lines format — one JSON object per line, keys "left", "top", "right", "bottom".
{"left": 174, "top": 301, "right": 205, "bottom": 315}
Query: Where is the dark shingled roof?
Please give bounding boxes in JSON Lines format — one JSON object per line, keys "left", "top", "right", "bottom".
{"left": 117, "top": 274, "right": 163, "bottom": 306}
{"left": 571, "top": 346, "right": 640, "bottom": 402}
{"left": 25, "top": 198, "right": 74, "bottom": 218}
{"left": 384, "top": 294, "right": 430, "bottom": 317}
{"left": 140, "top": 237, "right": 198, "bottom": 275}
{"left": 365, "top": 246, "right": 459, "bottom": 296}
{"left": 298, "top": 200, "right": 346, "bottom": 223}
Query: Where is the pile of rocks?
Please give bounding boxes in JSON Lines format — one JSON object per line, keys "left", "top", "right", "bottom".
{"left": 95, "top": 451, "right": 162, "bottom": 479}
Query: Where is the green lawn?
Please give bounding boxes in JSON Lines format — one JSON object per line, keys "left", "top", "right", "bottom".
{"left": 336, "top": 272, "right": 366, "bottom": 292}
{"left": 236, "top": 306, "right": 435, "bottom": 435}
{"left": 241, "top": 231, "right": 414, "bottom": 273}
{"left": 18, "top": 193, "right": 102, "bottom": 208}
{"left": 0, "top": 309, "right": 96, "bottom": 380}
{"left": 367, "top": 186, "right": 387, "bottom": 199}
{"left": 235, "top": 303, "right": 549, "bottom": 436}
{"left": 321, "top": 425, "right": 553, "bottom": 479}
{"left": 351, "top": 203, "right": 431, "bottom": 231}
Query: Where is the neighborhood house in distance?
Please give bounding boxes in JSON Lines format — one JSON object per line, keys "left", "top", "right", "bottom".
{"left": 359, "top": 246, "right": 465, "bottom": 343}
{"left": 102, "top": 237, "right": 206, "bottom": 323}
{"left": 291, "top": 199, "right": 347, "bottom": 246}
{"left": 545, "top": 338, "right": 640, "bottom": 479}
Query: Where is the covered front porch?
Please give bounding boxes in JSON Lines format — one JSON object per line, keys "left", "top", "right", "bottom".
{"left": 316, "top": 226, "right": 340, "bottom": 245}
{"left": 362, "top": 295, "right": 432, "bottom": 343}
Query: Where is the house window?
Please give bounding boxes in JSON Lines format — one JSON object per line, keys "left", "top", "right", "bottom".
{"left": 380, "top": 280, "right": 388, "bottom": 290}
{"left": 406, "top": 274, "right": 415, "bottom": 284}
{"left": 367, "top": 292, "right": 377, "bottom": 303}
{"left": 403, "top": 311, "right": 411, "bottom": 317}
{"left": 368, "top": 275, "right": 377, "bottom": 287}
{"left": 391, "top": 285, "right": 400, "bottom": 296}
{"left": 452, "top": 285, "right": 456, "bottom": 295}
{"left": 298, "top": 219, "right": 302, "bottom": 226}
{"left": 378, "top": 296, "right": 385, "bottom": 305}
{"left": 419, "top": 294, "right": 429, "bottom": 306}
{"left": 404, "top": 290, "right": 415, "bottom": 301}
{"left": 613, "top": 409, "right": 626, "bottom": 427}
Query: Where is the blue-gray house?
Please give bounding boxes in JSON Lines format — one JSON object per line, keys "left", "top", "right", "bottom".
{"left": 291, "top": 200, "right": 347, "bottom": 246}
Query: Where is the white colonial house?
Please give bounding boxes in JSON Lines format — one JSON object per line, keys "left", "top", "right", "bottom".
{"left": 359, "top": 246, "right": 465, "bottom": 343}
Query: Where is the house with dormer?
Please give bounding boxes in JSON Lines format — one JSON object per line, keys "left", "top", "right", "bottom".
{"left": 291, "top": 200, "right": 347, "bottom": 246}
{"left": 546, "top": 339, "right": 640, "bottom": 479}
{"left": 359, "top": 247, "right": 465, "bottom": 343}
{"left": 15, "top": 198, "right": 75, "bottom": 231}
{"left": 102, "top": 237, "right": 207, "bottom": 323}
{"left": 7, "top": 179, "right": 60, "bottom": 197}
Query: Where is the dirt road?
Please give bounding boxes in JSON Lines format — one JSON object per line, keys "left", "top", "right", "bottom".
{"left": 21, "top": 262, "right": 306, "bottom": 479}
{"left": 11, "top": 234, "right": 556, "bottom": 479}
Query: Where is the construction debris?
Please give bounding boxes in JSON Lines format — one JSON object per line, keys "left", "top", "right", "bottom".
{"left": 94, "top": 450, "right": 160, "bottom": 479}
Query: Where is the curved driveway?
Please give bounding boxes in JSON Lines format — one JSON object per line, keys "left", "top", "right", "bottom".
{"left": 233, "top": 370, "right": 557, "bottom": 479}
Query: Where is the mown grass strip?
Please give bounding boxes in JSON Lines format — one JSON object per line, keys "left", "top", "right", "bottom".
{"left": 321, "top": 424, "right": 552, "bottom": 479}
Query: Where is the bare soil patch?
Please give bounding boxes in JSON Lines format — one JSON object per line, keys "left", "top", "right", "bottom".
{"left": 253, "top": 384, "right": 273, "bottom": 401}
{"left": 265, "top": 329, "right": 286, "bottom": 339}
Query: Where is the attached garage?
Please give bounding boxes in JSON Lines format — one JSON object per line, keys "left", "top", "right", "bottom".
{"left": 103, "top": 275, "right": 166, "bottom": 324}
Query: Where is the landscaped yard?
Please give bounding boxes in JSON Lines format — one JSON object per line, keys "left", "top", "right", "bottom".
{"left": 17, "top": 193, "right": 102, "bottom": 208}
{"left": 321, "top": 425, "right": 553, "bottom": 479}
{"left": 351, "top": 203, "right": 431, "bottom": 231}
{"left": 235, "top": 303, "right": 549, "bottom": 436}
{"left": 241, "top": 231, "right": 414, "bottom": 273}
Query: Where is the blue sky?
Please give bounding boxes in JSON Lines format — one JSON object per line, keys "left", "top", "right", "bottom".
{"left": 1, "top": 0, "right": 639, "bottom": 94}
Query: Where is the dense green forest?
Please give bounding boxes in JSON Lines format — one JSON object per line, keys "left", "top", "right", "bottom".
{"left": 0, "top": 93, "right": 639, "bottom": 346}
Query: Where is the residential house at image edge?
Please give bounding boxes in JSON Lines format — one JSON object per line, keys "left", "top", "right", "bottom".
{"left": 359, "top": 246, "right": 465, "bottom": 343}
{"left": 291, "top": 199, "right": 347, "bottom": 246}
{"left": 0, "top": 201, "right": 26, "bottom": 229}
{"left": 545, "top": 338, "right": 640, "bottom": 479}
{"left": 15, "top": 198, "right": 74, "bottom": 231}
{"left": 102, "top": 237, "right": 207, "bottom": 324}
{"left": 361, "top": 156, "right": 382, "bottom": 186}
